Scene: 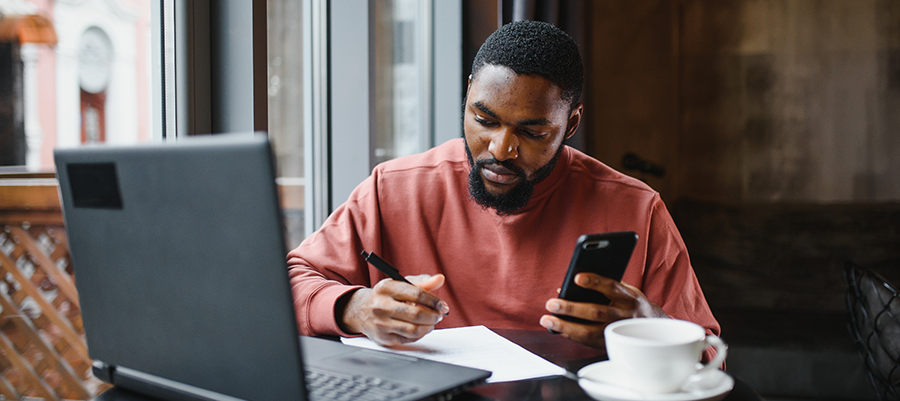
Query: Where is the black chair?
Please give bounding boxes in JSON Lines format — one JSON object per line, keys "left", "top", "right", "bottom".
{"left": 846, "top": 260, "right": 900, "bottom": 400}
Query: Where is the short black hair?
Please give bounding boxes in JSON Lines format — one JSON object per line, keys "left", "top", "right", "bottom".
{"left": 471, "top": 20, "right": 583, "bottom": 109}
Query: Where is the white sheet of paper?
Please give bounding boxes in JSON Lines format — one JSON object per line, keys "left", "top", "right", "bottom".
{"left": 341, "top": 325, "right": 566, "bottom": 383}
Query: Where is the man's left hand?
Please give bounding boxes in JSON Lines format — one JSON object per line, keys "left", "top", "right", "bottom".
{"left": 538, "top": 272, "right": 668, "bottom": 349}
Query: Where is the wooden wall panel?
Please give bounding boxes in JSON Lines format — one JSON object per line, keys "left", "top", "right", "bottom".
{"left": 583, "top": 0, "right": 680, "bottom": 200}
{"left": 677, "top": 0, "right": 900, "bottom": 203}
{"left": 582, "top": 0, "right": 900, "bottom": 204}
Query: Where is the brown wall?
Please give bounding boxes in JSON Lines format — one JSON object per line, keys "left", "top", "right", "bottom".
{"left": 586, "top": 0, "right": 900, "bottom": 205}
{"left": 583, "top": 0, "right": 900, "bottom": 313}
{"left": 583, "top": 1, "right": 680, "bottom": 199}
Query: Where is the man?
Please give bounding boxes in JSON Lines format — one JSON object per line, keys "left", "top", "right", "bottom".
{"left": 287, "top": 20, "right": 719, "bottom": 356}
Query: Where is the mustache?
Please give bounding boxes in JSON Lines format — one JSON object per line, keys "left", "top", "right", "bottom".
{"left": 474, "top": 157, "right": 526, "bottom": 178}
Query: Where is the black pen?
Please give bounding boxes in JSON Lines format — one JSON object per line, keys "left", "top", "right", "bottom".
{"left": 361, "top": 250, "right": 413, "bottom": 284}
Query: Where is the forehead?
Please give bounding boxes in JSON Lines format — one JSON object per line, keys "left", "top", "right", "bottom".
{"left": 468, "top": 65, "right": 569, "bottom": 118}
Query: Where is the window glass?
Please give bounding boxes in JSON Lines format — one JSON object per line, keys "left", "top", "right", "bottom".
{"left": 0, "top": 0, "right": 153, "bottom": 171}
{"left": 372, "top": 0, "right": 432, "bottom": 164}
{"left": 267, "top": 0, "right": 304, "bottom": 246}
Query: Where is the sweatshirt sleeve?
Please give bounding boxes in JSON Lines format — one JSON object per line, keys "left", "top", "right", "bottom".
{"left": 286, "top": 173, "right": 383, "bottom": 337}
{"left": 640, "top": 196, "right": 723, "bottom": 364}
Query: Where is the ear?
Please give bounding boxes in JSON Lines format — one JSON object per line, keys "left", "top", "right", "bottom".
{"left": 466, "top": 74, "right": 473, "bottom": 96}
{"left": 565, "top": 103, "right": 584, "bottom": 140}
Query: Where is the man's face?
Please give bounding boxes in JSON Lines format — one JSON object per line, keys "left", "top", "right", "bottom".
{"left": 464, "top": 64, "right": 582, "bottom": 214}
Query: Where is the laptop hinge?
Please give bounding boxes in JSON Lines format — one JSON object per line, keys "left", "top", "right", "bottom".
{"left": 109, "top": 366, "right": 245, "bottom": 401}
{"left": 91, "top": 361, "right": 114, "bottom": 383}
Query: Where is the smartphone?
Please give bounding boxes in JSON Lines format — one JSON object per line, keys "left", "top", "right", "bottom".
{"left": 554, "top": 231, "right": 638, "bottom": 325}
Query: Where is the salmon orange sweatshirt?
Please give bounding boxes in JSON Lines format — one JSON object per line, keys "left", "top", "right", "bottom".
{"left": 287, "top": 139, "right": 720, "bottom": 351}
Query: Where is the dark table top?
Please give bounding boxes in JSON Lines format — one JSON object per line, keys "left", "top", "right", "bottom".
{"left": 94, "top": 328, "right": 761, "bottom": 401}
{"left": 457, "top": 329, "right": 761, "bottom": 401}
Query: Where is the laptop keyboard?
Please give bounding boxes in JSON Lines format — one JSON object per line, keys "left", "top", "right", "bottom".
{"left": 305, "top": 368, "right": 419, "bottom": 401}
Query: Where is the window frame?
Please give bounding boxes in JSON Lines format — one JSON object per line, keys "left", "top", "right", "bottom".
{"left": 158, "top": 0, "right": 462, "bottom": 236}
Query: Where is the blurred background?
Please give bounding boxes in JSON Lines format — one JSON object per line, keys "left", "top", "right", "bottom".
{"left": 0, "top": 0, "right": 898, "bottom": 400}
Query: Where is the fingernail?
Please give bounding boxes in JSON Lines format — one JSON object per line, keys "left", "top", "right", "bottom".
{"left": 547, "top": 300, "right": 561, "bottom": 312}
{"left": 540, "top": 317, "right": 556, "bottom": 331}
{"left": 438, "top": 301, "right": 450, "bottom": 316}
{"left": 576, "top": 274, "right": 590, "bottom": 285}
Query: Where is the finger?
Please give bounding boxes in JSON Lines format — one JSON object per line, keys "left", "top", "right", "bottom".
{"left": 368, "top": 318, "right": 436, "bottom": 345}
{"left": 620, "top": 281, "right": 641, "bottom": 294}
{"left": 373, "top": 279, "right": 450, "bottom": 315}
{"left": 383, "top": 299, "right": 445, "bottom": 326}
{"left": 614, "top": 282, "right": 669, "bottom": 318}
{"left": 413, "top": 274, "right": 448, "bottom": 314}
{"left": 609, "top": 281, "right": 642, "bottom": 306}
{"left": 364, "top": 294, "right": 441, "bottom": 341}
{"left": 574, "top": 273, "right": 630, "bottom": 301}
{"left": 570, "top": 277, "right": 666, "bottom": 319}
{"left": 406, "top": 274, "right": 446, "bottom": 292}
{"left": 539, "top": 315, "right": 606, "bottom": 349}
{"left": 545, "top": 298, "right": 618, "bottom": 323}
{"left": 387, "top": 319, "right": 436, "bottom": 341}
{"left": 360, "top": 289, "right": 441, "bottom": 345}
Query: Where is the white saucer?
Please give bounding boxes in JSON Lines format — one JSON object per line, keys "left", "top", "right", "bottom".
{"left": 577, "top": 361, "right": 733, "bottom": 401}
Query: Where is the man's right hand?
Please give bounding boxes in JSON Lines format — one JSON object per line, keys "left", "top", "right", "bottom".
{"left": 339, "top": 274, "right": 449, "bottom": 346}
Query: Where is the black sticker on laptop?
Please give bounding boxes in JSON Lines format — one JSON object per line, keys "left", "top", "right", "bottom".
{"left": 67, "top": 163, "right": 123, "bottom": 209}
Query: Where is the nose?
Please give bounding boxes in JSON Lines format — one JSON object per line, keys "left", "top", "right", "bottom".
{"left": 487, "top": 128, "right": 519, "bottom": 161}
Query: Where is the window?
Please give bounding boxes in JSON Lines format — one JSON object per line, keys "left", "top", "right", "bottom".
{"left": 267, "top": 0, "right": 305, "bottom": 246}
{"left": 372, "top": 0, "right": 433, "bottom": 164}
{"left": 328, "top": 0, "right": 462, "bottom": 217}
{"left": 0, "top": 0, "right": 153, "bottom": 170}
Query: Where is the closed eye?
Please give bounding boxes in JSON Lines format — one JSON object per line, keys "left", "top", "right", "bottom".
{"left": 520, "top": 129, "right": 542, "bottom": 139}
{"left": 474, "top": 116, "right": 498, "bottom": 127}
{"left": 519, "top": 128, "right": 549, "bottom": 139}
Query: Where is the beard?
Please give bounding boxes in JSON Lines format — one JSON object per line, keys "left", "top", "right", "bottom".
{"left": 464, "top": 140, "right": 564, "bottom": 216}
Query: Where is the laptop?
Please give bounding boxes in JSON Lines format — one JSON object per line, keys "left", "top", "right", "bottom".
{"left": 54, "top": 134, "right": 490, "bottom": 401}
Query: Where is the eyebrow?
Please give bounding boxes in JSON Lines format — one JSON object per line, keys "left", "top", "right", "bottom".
{"left": 472, "top": 101, "right": 553, "bottom": 127}
{"left": 472, "top": 101, "right": 498, "bottom": 119}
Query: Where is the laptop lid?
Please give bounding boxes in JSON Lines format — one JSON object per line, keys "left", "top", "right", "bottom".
{"left": 55, "top": 135, "right": 490, "bottom": 401}
{"left": 56, "top": 135, "right": 306, "bottom": 400}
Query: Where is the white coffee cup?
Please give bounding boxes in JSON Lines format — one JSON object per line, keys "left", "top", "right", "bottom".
{"left": 604, "top": 318, "right": 727, "bottom": 393}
